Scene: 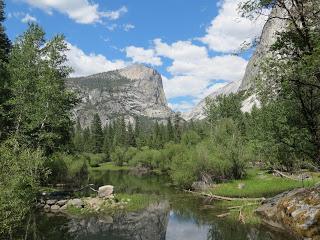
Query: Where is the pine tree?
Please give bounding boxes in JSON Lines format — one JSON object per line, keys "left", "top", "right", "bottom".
{"left": 173, "top": 113, "right": 181, "bottom": 142}
{"left": 102, "top": 125, "right": 111, "bottom": 159}
{"left": 91, "top": 113, "right": 103, "bottom": 153}
{"left": 127, "top": 122, "right": 136, "bottom": 147}
{"left": 0, "top": 0, "right": 12, "bottom": 141}
{"left": 113, "top": 116, "right": 126, "bottom": 147}
{"left": 83, "top": 127, "right": 92, "bottom": 152}
{"left": 166, "top": 118, "right": 174, "bottom": 142}
{"left": 73, "top": 118, "right": 84, "bottom": 152}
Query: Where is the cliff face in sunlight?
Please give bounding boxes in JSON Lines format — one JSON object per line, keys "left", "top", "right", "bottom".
{"left": 67, "top": 64, "right": 173, "bottom": 127}
{"left": 183, "top": 6, "right": 287, "bottom": 120}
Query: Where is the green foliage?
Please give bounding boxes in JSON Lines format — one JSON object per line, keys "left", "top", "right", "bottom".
{"left": 181, "top": 130, "right": 201, "bottom": 146}
{"left": 91, "top": 113, "right": 103, "bottom": 153}
{"left": 46, "top": 153, "right": 88, "bottom": 186}
{"left": 0, "top": 140, "right": 47, "bottom": 237}
{"left": 0, "top": 0, "right": 12, "bottom": 141}
{"left": 7, "top": 24, "right": 76, "bottom": 154}
{"left": 111, "top": 146, "right": 127, "bottom": 166}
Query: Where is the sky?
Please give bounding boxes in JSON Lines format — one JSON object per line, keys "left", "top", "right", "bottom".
{"left": 5, "top": 0, "right": 268, "bottom": 112}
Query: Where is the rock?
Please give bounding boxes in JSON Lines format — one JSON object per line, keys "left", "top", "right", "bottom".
{"left": 56, "top": 199, "right": 68, "bottom": 206}
{"left": 98, "top": 185, "right": 114, "bottom": 198}
{"left": 44, "top": 204, "right": 51, "bottom": 212}
{"left": 238, "top": 183, "right": 245, "bottom": 189}
{"left": 67, "top": 64, "right": 174, "bottom": 128}
{"left": 191, "top": 181, "right": 210, "bottom": 191}
{"left": 60, "top": 204, "right": 68, "bottom": 211}
{"left": 51, "top": 205, "right": 60, "bottom": 211}
{"left": 256, "top": 186, "right": 320, "bottom": 239}
{"left": 46, "top": 199, "right": 57, "bottom": 205}
{"left": 68, "top": 199, "right": 84, "bottom": 208}
{"left": 182, "top": 80, "right": 241, "bottom": 121}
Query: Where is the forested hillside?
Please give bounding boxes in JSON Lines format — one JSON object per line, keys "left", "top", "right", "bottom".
{"left": 0, "top": 0, "right": 320, "bottom": 239}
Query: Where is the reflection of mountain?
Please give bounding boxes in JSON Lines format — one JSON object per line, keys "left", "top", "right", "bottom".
{"left": 67, "top": 201, "right": 170, "bottom": 240}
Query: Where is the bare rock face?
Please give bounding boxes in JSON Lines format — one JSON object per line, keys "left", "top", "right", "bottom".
{"left": 182, "top": 80, "right": 241, "bottom": 121}
{"left": 67, "top": 64, "right": 173, "bottom": 128}
{"left": 256, "top": 186, "right": 320, "bottom": 239}
{"left": 239, "top": 6, "right": 288, "bottom": 91}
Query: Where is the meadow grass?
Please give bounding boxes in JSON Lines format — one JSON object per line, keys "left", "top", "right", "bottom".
{"left": 115, "top": 193, "right": 158, "bottom": 212}
{"left": 90, "top": 162, "right": 131, "bottom": 171}
{"left": 209, "top": 169, "right": 320, "bottom": 198}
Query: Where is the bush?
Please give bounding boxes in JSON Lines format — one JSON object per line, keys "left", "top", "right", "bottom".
{"left": 82, "top": 153, "right": 109, "bottom": 167}
{"left": 111, "top": 146, "right": 127, "bottom": 166}
{"left": 46, "top": 153, "right": 88, "bottom": 186}
{"left": 181, "top": 130, "right": 201, "bottom": 146}
{"left": 0, "top": 140, "right": 47, "bottom": 237}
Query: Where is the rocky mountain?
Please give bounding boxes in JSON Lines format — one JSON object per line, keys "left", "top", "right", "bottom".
{"left": 183, "top": 6, "right": 286, "bottom": 121}
{"left": 67, "top": 64, "right": 173, "bottom": 127}
{"left": 239, "top": 6, "right": 287, "bottom": 90}
{"left": 182, "top": 80, "right": 242, "bottom": 121}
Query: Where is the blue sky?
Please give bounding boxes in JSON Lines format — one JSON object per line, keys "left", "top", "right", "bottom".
{"left": 5, "top": 0, "right": 268, "bottom": 112}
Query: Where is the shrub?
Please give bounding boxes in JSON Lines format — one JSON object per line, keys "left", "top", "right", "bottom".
{"left": 111, "top": 146, "right": 127, "bottom": 166}
{"left": 0, "top": 140, "right": 47, "bottom": 237}
{"left": 46, "top": 153, "right": 88, "bottom": 186}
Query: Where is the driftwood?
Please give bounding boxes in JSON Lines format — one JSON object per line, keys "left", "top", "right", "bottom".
{"left": 273, "top": 170, "right": 300, "bottom": 181}
{"left": 184, "top": 190, "right": 265, "bottom": 201}
{"left": 216, "top": 213, "right": 230, "bottom": 218}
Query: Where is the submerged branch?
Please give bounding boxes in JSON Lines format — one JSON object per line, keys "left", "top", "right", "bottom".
{"left": 183, "top": 190, "right": 265, "bottom": 201}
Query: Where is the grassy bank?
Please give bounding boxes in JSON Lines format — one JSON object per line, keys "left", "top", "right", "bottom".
{"left": 204, "top": 169, "right": 320, "bottom": 225}
{"left": 90, "top": 162, "right": 131, "bottom": 171}
{"left": 208, "top": 169, "right": 320, "bottom": 198}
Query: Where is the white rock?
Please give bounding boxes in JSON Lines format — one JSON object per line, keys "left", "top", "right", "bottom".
{"left": 98, "top": 185, "right": 114, "bottom": 198}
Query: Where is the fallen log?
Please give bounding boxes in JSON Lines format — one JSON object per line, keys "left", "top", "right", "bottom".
{"left": 273, "top": 170, "right": 300, "bottom": 181}
{"left": 184, "top": 190, "right": 265, "bottom": 201}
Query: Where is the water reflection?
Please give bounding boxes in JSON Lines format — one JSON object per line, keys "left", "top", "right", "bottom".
{"left": 29, "top": 170, "right": 295, "bottom": 240}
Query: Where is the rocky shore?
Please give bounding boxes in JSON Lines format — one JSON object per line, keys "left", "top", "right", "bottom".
{"left": 256, "top": 186, "right": 320, "bottom": 239}
{"left": 39, "top": 185, "right": 119, "bottom": 213}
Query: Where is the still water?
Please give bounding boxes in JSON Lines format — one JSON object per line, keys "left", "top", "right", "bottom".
{"left": 33, "top": 170, "right": 296, "bottom": 240}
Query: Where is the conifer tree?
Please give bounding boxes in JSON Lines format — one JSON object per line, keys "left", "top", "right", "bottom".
{"left": 166, "top": 117, "right": 174, "bottom": 142}
{"left": 91, "top": 113, "right": 103, "bottom": 153}
{"left": 173, "top": 113, "right": 182, "bottom": 142}
{"left": 127, "top": 122, "right": 136, "bottom": 147}
{"left": 0, "top": 0, "right": 11, "bottom": 141}
{"left": 73, "top": 119, "right": 84, "bottom": 152}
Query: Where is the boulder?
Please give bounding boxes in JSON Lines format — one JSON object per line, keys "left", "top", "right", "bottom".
{"left": 56, "top": 199, "right": 68, "bottom": 207}
{"left": 60, "top": 204, "right": 68, "bottom": 211}
{"left": 46, "top": 199, "right": 57, "bottom": 205}
{"left": 256, "top": 186, "right": 320, "bottom": 239}
{"left": 68, "top": 199, "right": 84, "bottom": 208}
{"left": 51, "top": 205, "right": 60, "bottom": 211}
{"left": 44, "top": 204, "right": 51, "bottom": 212}
{"left": 191, "top": 181, "right": 209, "bottom": 191}
{"left": 98, "top": 185, "right": 114, "bottom": 198}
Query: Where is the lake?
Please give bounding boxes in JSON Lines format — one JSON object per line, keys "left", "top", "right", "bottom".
{"left": 32, "top": 169, "right": 296, "bottom": 240}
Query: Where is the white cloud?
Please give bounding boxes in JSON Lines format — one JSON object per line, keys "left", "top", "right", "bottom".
{"left": 169, "top": 101, "right": 195, "bottom": 112}
{"left": 154, "top": 39, "right": 247, "bottom": 99}
{"left": 24, "top": 0, "right": 128, "bottom": 24}
{"left": 123, "top": 23, "right": 135, "bottom": 32}
{"left": 66, "top": 43, "right": 127, "bottom": 77}
{"left": 101, "top": 6, "right": 128, "bottom": 20}
{"left": 125, "top": 46, "right": 162, "bottom": 66}
{"left": 200, "top": 0, "right": 268, "bottom": 53}
{"left": 21, "top": 13, "right": 37, "bottom": 23}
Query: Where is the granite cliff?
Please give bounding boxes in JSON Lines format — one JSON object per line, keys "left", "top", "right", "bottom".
{"left": 67, "top": 64, "right": 173, "bottom": 127}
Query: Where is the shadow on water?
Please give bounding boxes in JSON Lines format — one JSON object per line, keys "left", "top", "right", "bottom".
{"left": 29, "top": 170, "right": 296, "bottom": 240}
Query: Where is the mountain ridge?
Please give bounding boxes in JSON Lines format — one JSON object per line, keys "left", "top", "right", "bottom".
{"left": 67, "top": 64, "right": 173, "bottom": 127}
